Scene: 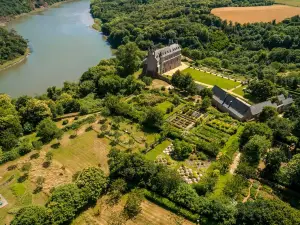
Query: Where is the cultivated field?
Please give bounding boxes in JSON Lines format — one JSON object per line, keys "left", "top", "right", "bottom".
{"left": 211, "top": 5, "right": 300, "bottom": 24}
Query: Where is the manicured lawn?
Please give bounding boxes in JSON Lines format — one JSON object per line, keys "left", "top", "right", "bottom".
{"left": 182, "top": 68, "right": 239, "bottom": 90}
{"left": 155, "top": 101, "right": 173, "bottom": 114}
{"left": 145, "top": 140, "right": 171, "bottom": 161}
{"left": 232, "top": 85, "right": 247, "bottom": 97}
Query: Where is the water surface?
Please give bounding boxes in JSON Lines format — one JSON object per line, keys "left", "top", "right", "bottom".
{"left": 0, "top": 0, "right": 112, "bottom": 97}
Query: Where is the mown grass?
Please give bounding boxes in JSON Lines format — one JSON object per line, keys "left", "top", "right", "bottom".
{"left": 232, "top": 85, "right": 246, "bottom": 96}
{"left": 145, "top": 140, "right": 171, "bottom": 161}
{"left": 155, "top": 101, "right": 173, "bottom": 114}
{"left": 182, "top": 68, "right": 239, "bottom": 90}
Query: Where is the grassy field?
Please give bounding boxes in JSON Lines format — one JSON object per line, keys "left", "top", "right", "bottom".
{"left": 145, "top": 140, "right": 171, "bottom": 161}
{"left": 53, "top": 130, "right": 111, "bottom": 174}
{"left": 211, "top": 5, "right": 300, "bottom": 24}
{"left": 72, "top": 195, "right": 194, "bottom": 225}
{"left": 275, "top": 0, "right": 300, "bottom": 6}
{"left": 183, "top": 68, "right": 239, "bottom": 90}
{"left": 155, "top": 101, "right": 173, "bottom": 114}
{"left": 232, "top": 85, "right": 246, "bottom": 97}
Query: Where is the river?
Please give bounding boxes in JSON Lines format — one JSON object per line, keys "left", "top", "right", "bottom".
{"left": 0, "top": 0, "right": 112, "bottom": 97}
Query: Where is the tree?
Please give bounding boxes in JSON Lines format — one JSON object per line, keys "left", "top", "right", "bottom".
{"left": 97, "top": 75, "right": 123, "bottom": 95}
{"left": 124, "top": 189, "right": 143, "bottom": 218}
{"left": 241, "top": 122, "right": 273, "bottom": 146}
{"left": 264, "top": 148, "right": 285, "bottom": 177}
{"left": 267, "top": 117, "right": 292, "bottom": 141}
{"left": 259, "top": 106, "right": 278, "bottom": 122}
{"left": 173, "top": 139, "right": 193, "bottom": 160}
{"left": 247, "top": 79, "right": 277, "bottom": 101}
{"left": 285, "top": 154, "right": 300, "bottom": 189}
{"left": 108, "top": 178, "right": 127, "bottom": 203}
{"left": 237, "top": 199, "right": 300, "bottom": 225}
{"left": 46, "top": 184, "right": 86, "bottom": 224}
{"left": 141, "top": 76, "right": 152, "bottom": 86}
{"left": 36, "top": 118, "right": 62, "bottom": 143}
{"left": 0, "top": 94, "right": 23, "bottom": 151}
{"left": 75, "top": 167, "right": 108, "bottom": 202}
{"left": 199, "top": 88, "right": 213, "bottom": 98}
{"left": 116, "top": 42, "right": 141, "bottom": 76}
{"left": 11, "top": 205, "right": 52, "bottom": 225}
{"left": 142, "top": 107, "right": 164, "bottom": 129}
{"left": 243, "top": 135, "right": 271, "bottom": 165}
{"left": 79, "top": 80, "right": 95, "bottom": 97}
{"left": 201, "top": 96, "right": 211, "bottom": 111}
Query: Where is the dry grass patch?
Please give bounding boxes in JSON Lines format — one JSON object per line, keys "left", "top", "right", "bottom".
{"left": 211, "top": 5, "right": 300, "bottom": 24}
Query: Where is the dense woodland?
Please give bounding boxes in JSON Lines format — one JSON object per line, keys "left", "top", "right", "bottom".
{"left": 0, "top": 27, "right": 27, "bottom": 65}
{"left": 0, "top": 0, "right": 66, "bottom": 17}
{"left": 91, "top": 0, "right": 300, "bottom": 90}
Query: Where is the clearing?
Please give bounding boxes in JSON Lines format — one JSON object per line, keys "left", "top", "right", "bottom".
{"left": 182, "top": 68, "right": 239, "bottom": 90}
{"left": 211, "top": 5, "right": 300, "bottom": 24}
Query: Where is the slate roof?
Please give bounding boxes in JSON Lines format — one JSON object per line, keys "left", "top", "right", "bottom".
{"left": 154, "top": 44, "right": 181, "bottom": 59}
{"left": 212, "top": 86, "right": 250, "bottom": 120}
{"left": 250, "top": 101, "right": 277, "bottom": 116}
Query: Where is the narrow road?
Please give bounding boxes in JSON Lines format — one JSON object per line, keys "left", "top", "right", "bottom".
{"left": 229, "top": 152, "right": 241, "bottom": 174}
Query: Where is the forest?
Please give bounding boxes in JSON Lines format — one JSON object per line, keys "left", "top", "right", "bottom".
{"left": 0, "top": 27, "right": 27, "bottom": 65}
{"left": 0, "top": 0, "right": 66, "bottom": 17}
{"left": 90, "top": 0, "right": 300, "bottom": 83}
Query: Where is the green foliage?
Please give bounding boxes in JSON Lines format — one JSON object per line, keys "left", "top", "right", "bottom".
{"left": 171, "top": 71, "right": 197, "bottom": 95}
{"left": 264, "top": 148, "right": 286, "bottom": 178}
{"left": 11, "top": 205, "right": 52, "bottom": 225}
{"left": 124, "top": 189, "right": 144, "bottom": 218}
{"left": 247, "top": 79, "right": 277, "bottom": 101}
{"left": 236, "top": 199, "right": 300, "bottom": 225}
{"left": 267, "top": 117, "right": 293, "bottom": 141}
{"left": 223, "top": 175, "right": 248, "bottom": 199}
{"left": 75, "top": 167, "right": 108, "bottom": 202}
{"left": 240, "top": 122, "right": 273, "bottom": 146}
{"left": 108, "top": 178, "right": 127, "bottom": 203}
{"left": 142, "top": 76, "right": 153, "bottom": 86}
{"left": 46, "top": 184, "right": 87, "bottom": 224}
{"left": 142, "top": 107, "right": 164, "bottom": 129}
{"left": 116, "top": 42, "right": 142, "bottom": 76}
{"left": 0, "top": 28, "right": 27, "bottom": 65}
{"left": 285, "top": 154, "right": 300, "bottom": 189}
{"left": 201, "top": 96, "right": 211, "bottom": 111}
{"left": 259, "top": 106, "right": 278, "bottom": 122}
{"left": 242, "top": 135, "right": 271, "bottom": 164}
{"left": 173, "top": 139, "right": 193, "bottom": 160}
{"left": 36, "top": 118, "right": 62, "bottom": 143}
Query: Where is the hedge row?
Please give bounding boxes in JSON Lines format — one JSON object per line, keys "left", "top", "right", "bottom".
{"left": 143, "top": 189, "right": 200, "bottom": 223}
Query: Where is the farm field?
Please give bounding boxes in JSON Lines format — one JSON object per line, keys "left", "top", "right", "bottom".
{"left": 275, "top": 0, "right": 300, "bottom": 6}
{"left": 211, "top": 5, "right": 300, "bottom": 24}
{"left": 182, "top": 68, "right": 239, "bottom": 90}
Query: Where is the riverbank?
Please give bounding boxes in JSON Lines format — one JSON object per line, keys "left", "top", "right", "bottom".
{"left": 0, "top": 48, "right": 30, "bottom": 72}
{"left": 0, "top": 0, "right": 76, "bottom": 27}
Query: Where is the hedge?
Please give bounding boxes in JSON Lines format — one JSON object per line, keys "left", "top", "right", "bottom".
{"left": 143, "top": 189, "right": 200, "bottom": 222}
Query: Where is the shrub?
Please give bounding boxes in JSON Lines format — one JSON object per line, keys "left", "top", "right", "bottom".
{"left": 85, "top": 126, "right": 93, "bottom": 132}
{"left": 62, "top": 120, "right": 69, "bottom": 125}
{"left": 32, "top": 141, "right": 43, "bottom": 150}
{"left": 21, "top": 162, "right": 32, "bottom": 172}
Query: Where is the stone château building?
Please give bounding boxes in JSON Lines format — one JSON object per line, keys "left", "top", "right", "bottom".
{"left": 143, "top": 44, "right": 181, "bottom": 76}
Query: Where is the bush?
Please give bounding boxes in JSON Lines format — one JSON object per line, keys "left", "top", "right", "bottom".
{"left": 62, "top": 120, "right": 69, "bottom": 125}
{"left": 21, "top": 162, "right": 32, "bottom": 172}
{"left": 32, "top": 141, "right": 43, "bottom": 150}
{"left": 85, "top": 126, "right": 93, "bottom": 132}
{"left": 97, "top": 132, "right": 105, "bottom": 138}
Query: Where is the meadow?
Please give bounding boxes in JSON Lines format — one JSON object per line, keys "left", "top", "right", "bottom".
{"left": 275, "top": 0, "right": 300, "bottom": 6}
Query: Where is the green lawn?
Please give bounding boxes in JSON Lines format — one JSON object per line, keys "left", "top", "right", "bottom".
{"left": 155, "top": 101, "right": 173, "bottom": 114}
{"left": 232, "top": 85, "right": 247, "bottom": 97}
{"left": 182, "top": 68, "right": 239, "bottom": 90}
{"left": 145, "top": 140, "right": 171, "bottom": 161}
{"left": 275, "top": 0, "right": 300, "bottom": 6}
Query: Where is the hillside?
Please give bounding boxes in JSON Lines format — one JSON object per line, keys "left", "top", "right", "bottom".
{"left": 0, "top": 0, "right": 66, "bottom": 17}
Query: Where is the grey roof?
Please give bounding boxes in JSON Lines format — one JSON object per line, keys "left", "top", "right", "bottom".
{"left": 250, "top": 101, "right": 277, "bottom": 116}
{"left": 212, "top": 86, "right": 250, "bottom": 119}
{"left": 277, "top": 94, "right": 286, "bottom": 102}
{"left": 154, "top": 44, "right": 181, "bottom": 59}
{"left": 281, "top": 97, "right": 294, "bottom": 106}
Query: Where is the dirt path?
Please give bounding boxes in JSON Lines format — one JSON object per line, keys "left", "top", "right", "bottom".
{"left": 229, "top": 152, "right": 241, "bottom": 174}
{"left": 243, "top": 179, "right": 254, "bottom": 203}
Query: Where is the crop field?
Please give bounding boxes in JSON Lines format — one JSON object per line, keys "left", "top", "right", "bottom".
{"left": 183, "top": 68, "right": 239, "bottom": 90}
{"left": 211, "top": 5, "right": 300, "bottom": 24}
{"left": 275, "top": 0, "right": 300, "bottom": 7}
